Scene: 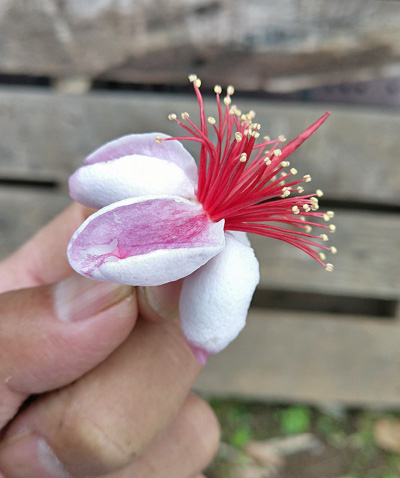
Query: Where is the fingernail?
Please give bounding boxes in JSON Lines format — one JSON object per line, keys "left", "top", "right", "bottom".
{"left": 0, "top": 433, "right": 70, "bottom": 478}
{"left": 54, "top": 273, "right": 133, "bottom": 322}
{"left": 138, "top": 280, "right": 182, "bottom": 322}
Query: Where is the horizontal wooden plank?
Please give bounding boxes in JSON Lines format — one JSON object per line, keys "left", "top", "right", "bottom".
{"left": 0, "top": 1, "right": 399, "bottom": 91}
{"left": 195, "top": 309, "right": 400, "bottom": 407}
{"left": 253, "top": 210, "right": 400, "bottom": 300}
{"left": 1, "top": 88, "right": 400, "bottom": 205}
{"left": 0, "top": 188, "right": 71, "bottom": 259}
{"left": 1, "top": 189, "right": 399, "bottom": 301}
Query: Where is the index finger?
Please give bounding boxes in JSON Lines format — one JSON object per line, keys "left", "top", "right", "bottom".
{"left": 0, "top": 203, "right": 94, "bottom": 293}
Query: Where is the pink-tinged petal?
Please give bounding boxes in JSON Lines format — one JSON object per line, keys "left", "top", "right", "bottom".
{"left": 69, "top": 154, "right": 196, "bottom": 208}
{"left": 188, "top": 344, "right": 210, "bottom": 366}
{"left": 84, "top": 132, "right": 198, "bottom": 183}
{"left": 180, "top": 234, "right": 260, "bottom": 362}
{"left": 67, "top": 196, "right": 225, "bottom": 286}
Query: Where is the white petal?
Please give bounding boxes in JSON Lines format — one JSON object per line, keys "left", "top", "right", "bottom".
{"left": 180, "top": 234, "right": 260, "bottom": 362}
{"left": 85, "top": 132, "right": 198, "bottom": 184}
{"left": 68, "top": 195, "right": 225, "bottom": 286}
{"left": 69, "top": 154, "right": 196, "bottom": 208}
{"left": 226, "top": 230, "right": 251, "bottom": 247}
{"left": 92, "top": 245, "right": 223, "bottom": 286}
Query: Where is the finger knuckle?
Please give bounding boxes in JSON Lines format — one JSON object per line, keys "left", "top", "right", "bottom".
{"left": 56, "top": 405, "right": 138, "bottom": 475}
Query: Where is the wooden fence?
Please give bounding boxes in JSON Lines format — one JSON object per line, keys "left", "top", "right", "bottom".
{"left": 1, "top": 1, "right": 400, "bottom": 407}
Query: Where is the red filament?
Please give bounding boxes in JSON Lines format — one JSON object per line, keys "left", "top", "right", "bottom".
{"left": 163, "top": 77, "right": 335, "bottom": 269}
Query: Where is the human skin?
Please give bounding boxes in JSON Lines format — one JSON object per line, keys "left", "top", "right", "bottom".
{"left": 0, "top": 203, "right": 220, "bottom": 478}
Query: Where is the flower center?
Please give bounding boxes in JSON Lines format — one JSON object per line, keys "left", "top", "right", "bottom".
{"left": 158, "top": 75, "right": 336, "bottom": 271}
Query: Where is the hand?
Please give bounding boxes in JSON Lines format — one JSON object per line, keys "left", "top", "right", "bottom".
{"left": 0, "top": 203, "right": 220, "bottom": 478}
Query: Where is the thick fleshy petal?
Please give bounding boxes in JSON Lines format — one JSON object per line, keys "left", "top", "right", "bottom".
{"left": 67, "top": 196, "right": 225, "bottom": 286}
{"left": 84, "top": 132, "right": 198, "bottom": 182}
{"left": 69, "top": 154, "right": 196, "bottom": 208}
{"left": 179, "top": 234, "right": 260, "bottom": 363}
{"left": 227, "top": 230, "right": 251, "bottom": 247}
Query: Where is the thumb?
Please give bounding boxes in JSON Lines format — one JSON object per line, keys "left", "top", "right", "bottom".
{"left": 0, "top": 273, "right": 137, "bottom": 428}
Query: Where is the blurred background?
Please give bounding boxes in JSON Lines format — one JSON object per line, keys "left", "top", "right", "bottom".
{"left": 0, "top": 1, "right": 400, "bottom": 476}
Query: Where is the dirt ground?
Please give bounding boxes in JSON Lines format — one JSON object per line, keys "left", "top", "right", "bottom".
{"left": 205, "top": 399, "right": 400, "bottom": 478}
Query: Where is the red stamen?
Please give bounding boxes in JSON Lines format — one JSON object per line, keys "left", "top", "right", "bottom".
{"left": 161, "top": 75, "right": 335, "bottom": 270}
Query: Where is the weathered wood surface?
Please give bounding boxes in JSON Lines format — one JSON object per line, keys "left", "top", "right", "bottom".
{"left": 253, "top": 210, "right": 400, "bottom": 300}
{"left": 1, "top": 86, "right": 400, "bottom": 405}
{"left": 1, "top": 88, "right": 399, "bottom": 205}
{"left": 0, "top": 1, "right": 400, "bottom": 91}
{"left": 0, "top": 188, "right": 71, "bottom": 259}
{"left": 2, "top": 188, "right": 400, "bottom": 406}
{"left": 195, "top": 309, "right": 400, "bottom": 407}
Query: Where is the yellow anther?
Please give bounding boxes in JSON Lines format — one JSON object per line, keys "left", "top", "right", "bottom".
{"left": 278, "top": 135, "right": 287, "bottom": 142}
{"left": 264, "top": 158, "right": 272, "bottom": 166}
{"left": 253, "top": 132, "right": 260, "bottom": 139}
{"left": 303, "top": 204, "right": 311, "bottom": 212}
{"left": 181, "top": 112, "right": 190, "bottom": 120}
{"left": 214, "top": 85, "right": 222, "bottom": 94}
{"left": 280, "top": 160, "right": 290, "bottom": 167}
{"left": 325, "top": 263, "right": 334, "bottom": 272}
{"left": 239, "top": 153, "right": 247, "bottom": 162}
{"left": 310, "top": 197, "right": 319, "bottom": 204}
{"left": 290, "top": 168, "right": 298, "bottom": 175}
{"left": 235, "top": 109, "right": 242, "bottom": 116}
{"left": 292, "top": 206, "right": 300, "bottom": 214}
{"left": 297, "top": 186, "right": 304, "bottom": 193}
{"left": 323, "top": 213, "right": 330, "bottom": 222}
{"left": 327, "top": 211, "right": 335, "bottom": 218}
{"left": 305, "top": 226, "right": 312, "bottom": 233}
{"left": 330, "top": 246, "right": 338, "bottom": 254}
{"left": 227, "top": 85, "right": 235, "bottom": 96}
{"left": 319, "top": 252, "right": 326, "bottom": 261}
{"left": 168, "top": 113, "right": 177, "bottom": 121}
{"left": 155, "top": 136, "right": 163, "bottom": 143}
{"left": 223, "top": 96, "right": 232, "bottom": 106}
{"left": 235, "top": 132, "right": 243, "bottom": 142}
{"left": 329, "top": 224, "right": 336, "bottom": 233}
{"left": 273, "top": 149, "right": 282, "bottom": 157}
{"left": 316, "top": 189, "right": 324, "bottom": 197}
{"left": 320, "top": 234, "right": 329, "bottom": 241}
{"left": 303, "top": 174, "right": 312, "bottom": 182}
{"left": 263, "top": 135, "right": 271, "bottom": 141}
{"left": 207, "top": 116, "right": 216, "bottom": 125}
{"left": 188, "top": 74, "right": 197, "bottom": 82}
{"left": 282, "top": 190, "right": 291, "bottom": 197}
{"left": 194, "top": 78, "right": 202, "bottom": 88}
{"left": 247, "top": 110, "right": 256, "bottom": 119}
